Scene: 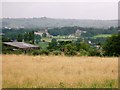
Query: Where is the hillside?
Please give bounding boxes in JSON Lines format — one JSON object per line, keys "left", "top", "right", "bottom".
{"left": 1, "top": 17, "right": 117, "bottom": 29}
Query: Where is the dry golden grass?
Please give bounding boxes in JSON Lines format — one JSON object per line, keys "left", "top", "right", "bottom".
{"left": 2, "top": 55, "right": 118, "bottom": 88}
{"left": 0, "top": 55, "right": 2, "bottom": 89}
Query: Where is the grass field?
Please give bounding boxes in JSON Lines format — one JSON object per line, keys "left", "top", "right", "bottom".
{"left": 42, "top": 37, "right": 52, "bottom": 42}
{"left": 42, "top": 36, "right": 77, "bottom": 42}
{"left": 2, "top": 55, "right": 118, "bottom": 88}
{"left": 38, "top": 42, "right": 49, "bottom": 50}
{"left": 93, "top": 34, "right": 112, "bottom": 39}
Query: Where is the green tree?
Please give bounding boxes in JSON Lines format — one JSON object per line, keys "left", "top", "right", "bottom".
{"left": 24, "top": 31, "right": 35, "bottom": 44}
{"left": 29, "top": 31, "right": 34, "bottom": 44}
{"left": 35, "top": 35, "right": 41, "bottom": 44}
{"left": 2, "top": 36, "right": 11, "bottom": 42}
{"left": 80, "top": 42, "right": 90, "bottom": 51}
{"left": 64, "top": 44, "right": 77, "bottom": 56}
{"left": 17, "top": 34, "right": 23, "bottom": 42}
{"left": 103, "top": 34, "right": 120, "bottom": 56}
{"left": 76, "top": 42, "right": 90, "bottom": 51}
{"left": 48, "top": 38, "right": 58, "bottom": 50}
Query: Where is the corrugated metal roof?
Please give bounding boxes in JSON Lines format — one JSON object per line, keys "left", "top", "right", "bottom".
{"left": 3, "top": 42, "right": 39, "bottom": 49}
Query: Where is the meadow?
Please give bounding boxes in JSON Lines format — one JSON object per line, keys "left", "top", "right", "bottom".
{"left": 2, "top": 55, "right": 118, "bottom": 88}
{"left": 93, "top": 34, "right": 112, "bottom": 39}
{"left": 42, "top": 36, "right": 77, "bottom": 42}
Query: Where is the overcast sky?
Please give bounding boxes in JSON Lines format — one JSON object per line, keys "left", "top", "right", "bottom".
{"left": 2, "top": 1, "right": 118, "bottom": 20}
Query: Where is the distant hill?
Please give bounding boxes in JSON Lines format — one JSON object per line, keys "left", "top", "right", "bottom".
{"left": 1, "top": 17, "right": 118, "bottom": 29}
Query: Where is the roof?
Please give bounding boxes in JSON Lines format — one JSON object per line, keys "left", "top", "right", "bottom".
{"left": 3, "top": 42, "right": 39, "bottom": 49}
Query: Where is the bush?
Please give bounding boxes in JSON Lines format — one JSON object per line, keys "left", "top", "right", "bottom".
{"left": 31, "top": 50, "right": 50, "bottom": 56}
{"left": 32, "top": 50, "right": 42, "bottom": 56}
{"left": 64, "top": 50, "right": 77, "bottom": 56}
{"left": 2, "top": 50, "right": 23, "bottom": 55}
{"left": 52, "top": 50, "right": 61, "bottom": 55}
{"left": 41, "top": 50, "right": 50, "bottom": 55}
{"left": 103, "top": 34, "right": 120, "bottom": 56}
{"left": 79, "top": 49, "right": 89, "bottom": 56}
{"left": 88, "top": 48, "right": 101, "bottom": 56}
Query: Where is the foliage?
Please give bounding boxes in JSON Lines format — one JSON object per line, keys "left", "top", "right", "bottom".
{"left": 79, "top": 49, "right": 89, "bottom": 56}
{"left": 75, "top": 42, "right": 90, "bottom": 52}
{"left": 31, "top": 50, "right": 41, "bottom": 56}
{"left": 31, "top": 50, "right": 50, "bottom": 56}
{"left": 103, "top": 34, "right": 120, "bottom": 56}
{"left": 2, "top": 26, "right": 119, "bottom": 57}
{"left": 48, "top": 27, "right": 77, "bottom": 36}
{"left": 88, "top": 48, "right": 101, "bottom": 56}
{"left": 34, "top": 35, "right": 41, "bottom": 44}
{"left": 64, "top": 44, "right": 77, "bottom": 56}
{"left": 40, "top": 50, "right": 50, "bottom": 55}
{"left": 16, "top": 34, "right": 23, "bottom": 42}
{"left": 47, "top": 38, "right": 58, "bottom": 50}
{"left": 64, "top": 50, "right": 77, "bottom": 56}
{"left": 87, "top": 37, "right": 107, "bottom": 45}
{"left": 48, "top": 26, "right": 118, "bottom": 37}
{"left": 52, "top": 50, "right": 61, "bottom": 55}
{"left": 2, "top": 26, "right": 118, "bottom": 45}
{"left": 2, "top": 36, "right": 11, "bottom": 42}
{"left": 24, "top": 31, "right": 34, "bottom": 44}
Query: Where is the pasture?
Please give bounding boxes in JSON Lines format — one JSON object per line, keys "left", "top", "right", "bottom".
{"left": 93, "top": 34, "right": 112, "bottom": 39}
{"left": 42, "top": 36, "right": 77, "bottom": 42}
{"left": 2, "top": 55, "right": 118, "bottom": 88}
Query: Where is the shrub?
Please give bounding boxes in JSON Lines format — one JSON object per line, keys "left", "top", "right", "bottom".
{"left": 12, "top": 50, "right": 23, "bottom": 55}
{"left": 79, "top": 49, "right": 89, "bottom": 56}
{"left": 52, "top": 50, "right": 61, "bottom": 55}
{"left": 32, "top": 50, "right": 42, "bottom": 56}
{"left": 41, "top": 50, "right": 50, "bottom": 55}
{"left": 64, "top": 50, "right": 77, "bottom": 56}
{"left": 88, "top": 48, "right": 101, "bottom": 56}
{"left": 103, "top": 34, "right": 120, "bottom": 56}
{"left": 31, "top": 50, "right": 50, "bottom": 56}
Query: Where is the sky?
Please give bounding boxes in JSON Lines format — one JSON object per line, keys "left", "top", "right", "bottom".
{"left": 1, "top": 0, "right": 119, "bottom": 20}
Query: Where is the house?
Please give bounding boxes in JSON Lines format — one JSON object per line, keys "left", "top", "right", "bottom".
{"left": 34, "top": 29, "right": 52, "bottom": 37}
{"left": 3, "top": 42, "right": 39, "bottom": 51}
{"left": 34, "top": 31, "right": 43, "bottom": 36}
{"left": 75, "top": 29, "right": 86, "bottom": 37}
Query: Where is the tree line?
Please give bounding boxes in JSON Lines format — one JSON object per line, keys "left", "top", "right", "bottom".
{"left": 48, "top": 26, "right": 118, "bottom": 37}
{"left": 2, "top": 27, "right": 120, "bottom": 57}
{"left": 2, "top": 33, "right": 120, "bottom": 57}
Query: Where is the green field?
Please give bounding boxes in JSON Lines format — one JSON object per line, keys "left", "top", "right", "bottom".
{"left": 57, "top": 38, "right": 77, "bottom": 41}
{"left": 38, "top": 42, "right": 49, "bottom": 50}
{"left": 38, "top": 36, "right": 77, "bottom": 50}
{"left": 42, "top": 37, "right": 52, "bottom": 42}
{"left": 42, "top": 36, "right": 77, "bottom": 42}
{"left": 93, "top": 34, "right": 112, "bottom": 39}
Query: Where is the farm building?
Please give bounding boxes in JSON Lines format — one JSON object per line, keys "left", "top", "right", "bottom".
{"left": 3, "top": 42, "right": 39, "bottom": 50}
